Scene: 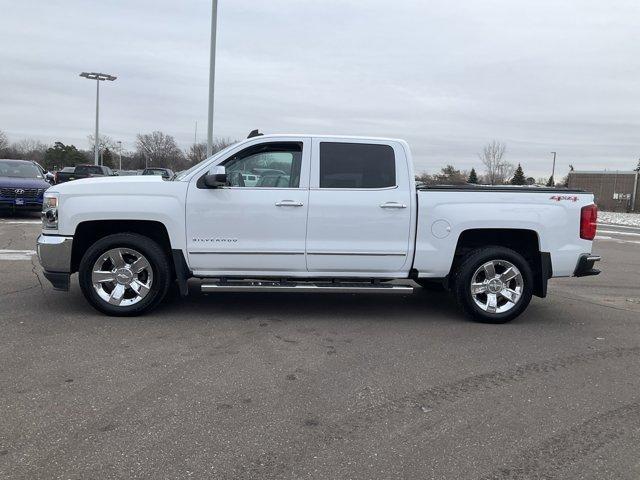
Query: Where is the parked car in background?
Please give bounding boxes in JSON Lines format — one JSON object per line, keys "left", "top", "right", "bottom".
{"left": 54, "top": 167, "right": 74, "bottom": 184}
{"left": 241, "top": 173, "right": 259, "bottom": 187}
{"left": 115, "top": 170, "right": 140, "bottom": 177}
{"left": 55, "top": 164, "right": 117, "bottom": 184}
{"left": 141, "top": 168, "right": 175, "bottom": 180}
{"left": 0, "top": 159, "right": 51, "bottom": 211}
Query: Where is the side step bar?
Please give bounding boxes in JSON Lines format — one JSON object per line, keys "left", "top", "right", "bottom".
{"left": 201, "top": 280, "right": 414, "bottom": 295}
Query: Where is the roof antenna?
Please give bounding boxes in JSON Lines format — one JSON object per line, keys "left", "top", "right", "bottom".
{"left": 247, "top": 129, "right": 263, "bottom": 139}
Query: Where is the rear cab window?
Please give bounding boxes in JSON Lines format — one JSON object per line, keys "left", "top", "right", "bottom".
{"left": 319, "top": 142, "right": 396, "bottom": 188}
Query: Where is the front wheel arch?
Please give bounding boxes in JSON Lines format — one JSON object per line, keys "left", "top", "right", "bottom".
{"left": 78, "top": 233, "right": 172, "bottom": 316}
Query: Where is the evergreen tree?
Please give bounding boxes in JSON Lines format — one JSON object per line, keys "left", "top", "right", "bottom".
{"left": 467, "top": 168, "right": 478, "bottom": 184}
{"left": 510, "top": 163, "right": 526, "bottom": 185}
{"left": 546, "top": 175, "right": 555, "bottom": 187}
{"left": 102, "top": 147, "right": 115, "bottom": 168}
{"left": 43, "top": 142, "right": 85, "bottom": 170}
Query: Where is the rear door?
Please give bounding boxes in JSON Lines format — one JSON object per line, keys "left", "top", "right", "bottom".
{"left": 306, "top": 138, "right": 413, "bottom": 273}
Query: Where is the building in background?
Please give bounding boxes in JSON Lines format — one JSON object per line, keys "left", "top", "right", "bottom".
{"left": 568, "top": 170, "right": 640, "bottom": 212}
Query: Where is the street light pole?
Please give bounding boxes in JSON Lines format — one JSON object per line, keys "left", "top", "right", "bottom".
{"left": 550, "top": 151, "right": 557, "bottom": 183}
{"left": 80, "top": 72, "right": 117, "bottom": 165}
{"left": 95, "top": 79, "right": 100, "bottom": 165}
{"left": 207, "top": 0, "right": 218, "bottom": 157}
{"left": 117, "top": 141, "right": 122, "bottom": 171}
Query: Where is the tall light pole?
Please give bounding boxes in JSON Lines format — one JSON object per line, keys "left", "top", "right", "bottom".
{"left": 207, "top": 0, "right": 218, "bottom": 157}
{"left": 80, "top": 72, "right": 117, "bottom": 165}
{"left": 550, "top": 151, "right": 557, "bottom": 184}
{"left": 117, "top": 140, "right": 122, "bottom": 171}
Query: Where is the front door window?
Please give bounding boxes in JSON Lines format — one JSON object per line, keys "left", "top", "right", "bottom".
{"left": 222, "top": 142, "right": 303, "bottom": 188}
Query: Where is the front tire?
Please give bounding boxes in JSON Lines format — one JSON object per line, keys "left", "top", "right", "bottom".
{"left": 452, "top": 246, "right": 533, "bottom": 324}
{"left": 78, "top": 233, "right": 171, "bottom": 316}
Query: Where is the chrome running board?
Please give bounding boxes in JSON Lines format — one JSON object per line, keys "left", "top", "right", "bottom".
{"left": 201, "top": 280, "right": 414, "bottom": 295}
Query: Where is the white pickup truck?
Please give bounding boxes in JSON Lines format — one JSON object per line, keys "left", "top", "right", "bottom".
{"left": 36, "top": 134, "right": 600, "bottom": 323}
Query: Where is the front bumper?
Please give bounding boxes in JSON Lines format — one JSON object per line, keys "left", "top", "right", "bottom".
{"left": 36, "top": 234, "right": 73, "bottom": 291}
{"left": 574, "top": 254, "right": 601, "bottom": 277}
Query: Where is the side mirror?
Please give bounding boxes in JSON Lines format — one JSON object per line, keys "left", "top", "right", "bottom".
{"left": 203, "top": 166, "right": 227, "bottom": 188}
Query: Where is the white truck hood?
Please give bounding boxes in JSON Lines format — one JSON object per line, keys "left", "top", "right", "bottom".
{"left": 49, "top": 175, "right": 165, "bottom": 195}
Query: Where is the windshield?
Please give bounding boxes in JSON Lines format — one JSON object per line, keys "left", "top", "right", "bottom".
{"left": 0, "top": 161, "right": 42, "bottom": 179}
{"left": 174, "top": 142, "right": 240, "bottom": 181}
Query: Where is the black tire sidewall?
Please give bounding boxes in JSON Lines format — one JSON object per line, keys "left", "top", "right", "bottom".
{"left": 78, "top": 233, "right": 171, "bottom": 316}
{"left": 455, "top": 247, "right": 533, "bottom": 323}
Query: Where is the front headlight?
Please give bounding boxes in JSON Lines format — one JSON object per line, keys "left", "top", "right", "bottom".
{"left": 42, "top": 194, "right": 58, "bottom": 230}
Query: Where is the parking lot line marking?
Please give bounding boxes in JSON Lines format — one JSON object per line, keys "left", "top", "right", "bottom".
{"left": 0, "top": 220, "right": 41, "bottom": 225}
{"left": 598, "top": 223, "right": 640, "bottom": 231}
{"left": 598, "top": 230, "right": 640, "bottom": 237}
{"left": 595, "top": 236, "right": 640, "bottom": 245}
{"left": 0, "top": 249, "right": 36, "bottom": 260}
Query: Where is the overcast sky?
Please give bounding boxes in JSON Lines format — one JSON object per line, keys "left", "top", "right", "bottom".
{"left": 1, "top": 0, "right": 639, "bottom": 177}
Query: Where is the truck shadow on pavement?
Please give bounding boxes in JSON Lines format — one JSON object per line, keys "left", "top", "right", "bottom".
{"left": 153, "top": 282, "right": 548, "bottom": 326}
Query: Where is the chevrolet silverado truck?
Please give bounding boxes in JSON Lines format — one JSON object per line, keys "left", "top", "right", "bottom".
{"left": 36, "top": 134, "right": 600, "bottom": 323}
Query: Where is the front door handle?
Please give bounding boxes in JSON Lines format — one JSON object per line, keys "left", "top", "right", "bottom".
{"left": 275, "top": 200, "right": 304, "bottom": 207}
{"left": 380, "top": 202, "right": 407, "bottom": 209}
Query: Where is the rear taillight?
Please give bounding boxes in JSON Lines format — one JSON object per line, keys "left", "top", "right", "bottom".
{"left": 580, "top": 204, "right": 597, "bottom": 240}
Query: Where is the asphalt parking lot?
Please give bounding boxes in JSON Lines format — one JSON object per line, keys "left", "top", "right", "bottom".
{"left": 1, "top": 214, "right": 639, "bottom": 479}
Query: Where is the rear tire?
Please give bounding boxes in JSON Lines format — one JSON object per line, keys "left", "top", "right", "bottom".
{"left": 78, "top": 233, "right": 171, "bottom": 316}
{"left": 452, "top": 246, "right": 533, "bottom": 323}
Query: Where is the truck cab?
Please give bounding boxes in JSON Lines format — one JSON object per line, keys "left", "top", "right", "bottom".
{"left": 186, "top": 136, "right": 415, "bottom": 278}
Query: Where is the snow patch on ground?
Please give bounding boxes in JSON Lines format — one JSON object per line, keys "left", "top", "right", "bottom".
{"left": 599, "top": 211, "right": 640, "bottom": 227}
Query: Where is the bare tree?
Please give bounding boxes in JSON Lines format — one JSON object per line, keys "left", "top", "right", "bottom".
{"left": 11, "top": 138, "right": 49, "bottom": 162}
{"left": 415, "top": 172, "right": 434, "bottom": 184}
{"left": 186, "top": 138, "right": 238, "bottom": 165}
{"left": 433, "top": 165, "right": 468, "bottom": 185}
{"left": 136, "top": 131, "right": 184, "bottom": 169}
{"left": 479, "top": 140, "right": 514, "bottom": 185}
{"left": 87, "top": 134, "right": 117, "bottom": 152}
{"left": 186, "top": 142, "right": 208, "bottom": 164}
{"left": 0, "top": 130, "right": 8, "bottom": 153}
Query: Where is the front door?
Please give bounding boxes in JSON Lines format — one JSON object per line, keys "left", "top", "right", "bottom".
{"left": 186, "top": 138, "right": 311, "bottom": 275}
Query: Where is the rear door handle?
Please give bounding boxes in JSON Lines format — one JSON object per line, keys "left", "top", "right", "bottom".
{"left": 380, "top": 202, "right": 407, "bottom": 209}
{"left": 275, "top": 200, "right": 304, "bottom": 207}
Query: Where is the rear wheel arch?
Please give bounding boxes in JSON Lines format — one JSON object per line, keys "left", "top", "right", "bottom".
{"left": 448, "top": 228, "right": 549, "bottom": 297}
{"left": 452, "top": 245, "right": 534, "bottom": 323}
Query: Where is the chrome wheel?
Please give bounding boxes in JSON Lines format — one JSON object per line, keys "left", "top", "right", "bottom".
{"left": 91, "top": 248, "right": 153, "bottom": 307}
{"left": 470, "top": 260, "right": 523, "bottom": 314}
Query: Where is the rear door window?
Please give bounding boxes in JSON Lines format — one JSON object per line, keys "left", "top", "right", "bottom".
{"left": 319, "top": 142, "right": 396, "bottom": 188}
